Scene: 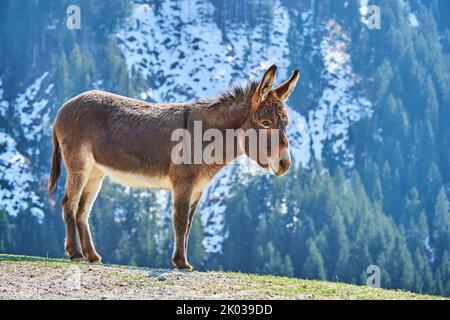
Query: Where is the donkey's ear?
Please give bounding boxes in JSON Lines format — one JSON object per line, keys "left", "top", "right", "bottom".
{"left": 253, "top": 64, "right": 277, "bottom": 109}
{"left": 273, "top": 69, "right": 300, "bottom": 102}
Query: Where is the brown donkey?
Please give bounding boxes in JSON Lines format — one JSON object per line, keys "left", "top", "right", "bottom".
{"left": 48, "top": 64, "right": 300, "bottom": 269}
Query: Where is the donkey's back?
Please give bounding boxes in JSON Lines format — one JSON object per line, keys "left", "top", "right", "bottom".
{"left": 55, "top": 90, "right": 183, "bottom": 145}
{"left": 54, "top": 90, "right": 186, "bottom": 176}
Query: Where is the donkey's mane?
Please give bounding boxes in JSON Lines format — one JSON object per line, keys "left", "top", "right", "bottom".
{"left": 205, "top": 81, "right": 258, "bottom": 108}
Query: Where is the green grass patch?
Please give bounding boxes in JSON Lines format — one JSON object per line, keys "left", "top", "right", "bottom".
{"left": 0, "top": 253, "right": 77, "bottom": 268}
{"left": 217, "top": 271, "right": 446, "bottom": 300}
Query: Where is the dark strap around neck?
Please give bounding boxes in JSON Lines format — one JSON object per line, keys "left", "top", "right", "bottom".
{"left": 183, "top": 107, "right": 190, "bottom": 130}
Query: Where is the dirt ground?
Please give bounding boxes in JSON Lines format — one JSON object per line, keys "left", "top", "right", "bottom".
{"left": 0, "top": 261, "right": 283, "bottom": 300}
{"left": 0, "top": 257, "right": 445, "bottom": 300}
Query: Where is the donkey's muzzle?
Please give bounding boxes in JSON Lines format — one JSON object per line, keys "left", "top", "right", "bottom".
{"left": 271, "top": 149, "right": 291, "bottom": 176}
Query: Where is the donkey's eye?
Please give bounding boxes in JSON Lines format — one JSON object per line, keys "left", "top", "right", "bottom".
{"left": 261, "top": 120, "right": 272, "bottom": 128}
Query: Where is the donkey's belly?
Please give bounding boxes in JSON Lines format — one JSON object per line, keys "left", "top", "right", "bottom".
{"left": 95, "top": 164, "right": 171, "bottom": 190}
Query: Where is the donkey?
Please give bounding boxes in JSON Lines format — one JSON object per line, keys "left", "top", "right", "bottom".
{"left": 48, "top": 64, "right": 300, "bottom": 269}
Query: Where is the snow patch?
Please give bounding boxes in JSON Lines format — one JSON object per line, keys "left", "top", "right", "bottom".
{"left": 307, "top": 20, "right": 372, "bottom": 167}
{"left": 15, "top": 72, "right": 51, "bottom": 142}
{"left": 408, "top": 13, "right": 419, "bottom": 27}
{"left": 0, "top": 132, "right": 42, "bottom": 218}
{"left": 0, "top": 75, "right": 48, "bottom": 220}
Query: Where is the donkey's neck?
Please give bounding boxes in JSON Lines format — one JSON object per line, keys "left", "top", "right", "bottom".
{"left": 183, "top": 100, "right": 249, "bottom": 169}
{"left": 196, "top": 81, "right": 257, "bottom": 130}
{"left": 198, "top": 100, "right": 249, "bottom": 130}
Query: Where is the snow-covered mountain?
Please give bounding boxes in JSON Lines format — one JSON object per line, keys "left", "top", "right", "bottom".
{"left": 0, "top": 73, "right": 52, "bottom": 220}
{"left": 0, "top": 0, "right": 372, "bottom": 255}
{"left": 115, "top": 0, "right": 372, "bottom": 254}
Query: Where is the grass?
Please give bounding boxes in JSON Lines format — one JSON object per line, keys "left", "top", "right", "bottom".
{"left": 218, "top": 272, "right": 444, "bottom": 300}
{"left": 0, "top": 254, "right": 447, "bottom": 300}
{"left": 0, "top": 253, "right": 75, "bottom": 268}
{"left": 0, "top": 253, "right": 151, "bottom": 270}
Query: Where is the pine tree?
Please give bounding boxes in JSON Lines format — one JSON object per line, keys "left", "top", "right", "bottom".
{"left": 424, "top": 162, "right": 442, "bottom": 213}
{"left": 326, "top": 209, "right": 350, "bottom": 279}
{"left": 433, "top": 189, "right": 450, "bottom": 267}
{"left": 0, "top": 210, "right": 14, "bottom": 252}
{"left": 412, "top": 248, "right": 433, "bottom": 294}
{"left": 396, "top": 239, "right": 415, "bottom": 290}
{"left": 302, "top": 240, "right": 326, "bottom": 280}
{"left": 14, "top": 210, "right": 43, "bottom": 256}
{"left": 436, "top": 251, "right": 450, "bottom": 296}
{"left": 222, "top": 191, "right": 256, "bottom": 272}
{"left": 403, "top": 188, "right": 423, "bottom": 226}
{"left": 375, "top": 59, "right": 394, "bottom": 101}
{"left": 55, "top": 54, "right": 70, "bottom": 102}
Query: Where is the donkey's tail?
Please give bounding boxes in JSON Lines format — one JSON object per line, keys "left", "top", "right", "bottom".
{"left": 48, "top": 127, "right": 62, "bottom": 197}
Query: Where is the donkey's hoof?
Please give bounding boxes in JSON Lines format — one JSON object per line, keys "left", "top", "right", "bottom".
{"left": 69, "top": 253, "right": 85, "bottom": 262}
{"left": 171, "top": 258, "right": 193, "bottom": 270}
{"left": 88, "top": 253, "right": 102, "bottom": 264}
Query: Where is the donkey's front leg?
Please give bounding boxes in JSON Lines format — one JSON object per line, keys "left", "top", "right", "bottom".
{"left": 171, "top": 184, "right": 193, "bottom": 269}
{"left": 185, "top": 191, "right": 203, "bottom": 254}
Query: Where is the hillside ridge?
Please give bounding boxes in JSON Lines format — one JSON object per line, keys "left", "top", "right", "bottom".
{"left": 0, "top": 254, "right": 444, "bottom": 300}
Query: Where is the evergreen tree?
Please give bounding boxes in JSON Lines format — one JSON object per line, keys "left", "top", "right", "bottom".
{"left": 436, "top": 251, "right": 450, "bottom": 296}
{"left": 433, "top": 189, "right": 450, "bottom": 267}
{"left": 0, "top": 210, "right": 14, "bottom": 252}
{"left": 222, "top": 191, "right": 256, "bottom": 272}
{"left": 302, "top": 240, "right": 326, "bottom": 280}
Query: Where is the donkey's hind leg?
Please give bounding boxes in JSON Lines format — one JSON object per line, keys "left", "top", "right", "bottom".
{"left": 76, "top": 167, "right": 104, "bottom": 263}
{"left": 62, "top": 170, "right": 90, "bottom": 262}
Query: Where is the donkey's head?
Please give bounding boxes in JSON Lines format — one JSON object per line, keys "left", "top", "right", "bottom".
{"left": 241, "top": 64, "right": 300, "bottom": 176}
